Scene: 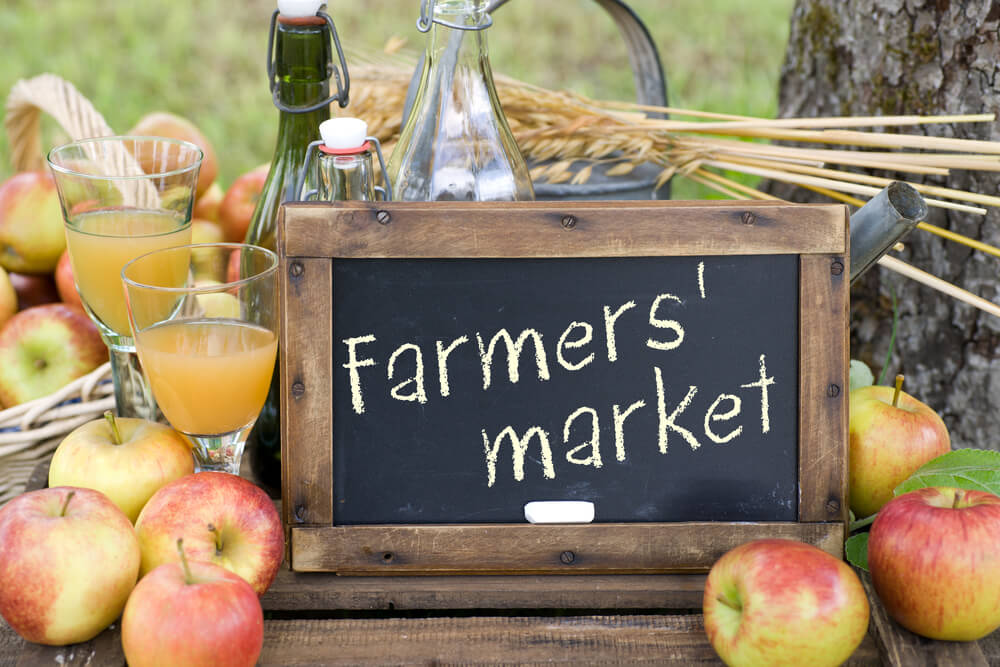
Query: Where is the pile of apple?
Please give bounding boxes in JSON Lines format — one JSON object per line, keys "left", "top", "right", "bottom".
{"left": 0, "top": 412, "right": 283, "bottom": 667}
{"left": 0, "top": 111, "right": 267, "bottom": 409}
{"left": 701, "top": 374, "right": 1000, "bottom": 666}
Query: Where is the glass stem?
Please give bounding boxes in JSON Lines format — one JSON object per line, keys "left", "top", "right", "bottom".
{"left": 107, "top": 343, "right": 159, "bottom": 421}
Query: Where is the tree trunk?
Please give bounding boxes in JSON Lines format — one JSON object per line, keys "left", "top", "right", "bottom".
{"left": 773, "top": 0, "right": 1000, "bottom": 449}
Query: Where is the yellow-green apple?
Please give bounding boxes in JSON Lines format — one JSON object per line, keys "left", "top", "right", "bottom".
{"left": 703, "top": 539, "right": 869, "bottom": 667}
{"left": 849, "top": 375, "right": 951, "bottom": 518}
{"left": 9, "top": 271, "right": 60, "bottom": 309}
{"left": 219, "top": 164, "right": 269, "bottom": 243}
{"left": 0, "top": 266, "right": 15, "bottom": 329}
{"left": 128, "top": 111, "right": 218, "bottom": 197}
{"left": 193, "top": 181, "right": 224, "bottom": 222}
{"left": 135, "top": 472, "right": 283, "bottom": 594}
{"left": 0, "top": 171, "right": 66, "bottom": 274}
{"left": 0, "top": 487, "right": 140, "bottom": 645}
{"left": 0, "top": 303, "right": 107, "bottom": 407}
{"left": 122, "top": 543, "right": 263, "bottom": 667}
{"left": 49, "top": 412, "right": 194, "bottom": 523}
{"left": 194, "top": 284, "right": 241, "bottom": 319}
{"left": 53, "top": 249, "right": 83, "bottom": 311}
{"left": 191, "top": 220, "right": 227, "bottom": 282}
{"left": 869, "top": 487, "right": 1000, "bottom": 641}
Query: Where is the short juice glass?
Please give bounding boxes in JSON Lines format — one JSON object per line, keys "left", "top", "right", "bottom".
{"left": 122, "top": 243, "right": 278, "bottom": 474}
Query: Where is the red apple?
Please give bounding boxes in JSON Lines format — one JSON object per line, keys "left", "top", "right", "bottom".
{"left": 121, "top": 543, "right": 263, "bottom": 667}
{"left": 0, "top": 171, "right": 67, "bottom": 274}
{"left": 219, "top": 164, "right": 269, "bottom": 243}
{"left": 193, "top": 181, "right": 224, "bottom": 222}
{"left": 128, "top": 111, "right": 219, "bottom": 197}
{"left": 703, "top": 539, "right": 869, "bottom": 667}
{"left": 53, "top": 249, "right": 83, "bottom": 311}
{"left": 49, "top": 412, "right": 194, "bottom": 523}
{"left": 8, "top": 271, "right": 60, "bottom": 310}
{"left": 869, "top": 486, "right": 1000, "bottom": 641}
{"left": 135, "top": 472, "right": 283, "bottom": 595}
{"left": 0, "top": 303, "right": 107, "bottom": 408}
{"left": 0, "top": 487, "right": 140, "bottom": 645}
{"left": 0, "top": 266, "right": 15, "bottom": 329}
{"left": 849, "top": 375, "right": 951, "bottom": 518}
{"left": 226, "top": 248, "right": 242, "bottom": 284}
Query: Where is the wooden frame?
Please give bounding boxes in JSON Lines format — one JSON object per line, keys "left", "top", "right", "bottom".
{"left": 278, "top": 201, "right": 849, "bottom": 594}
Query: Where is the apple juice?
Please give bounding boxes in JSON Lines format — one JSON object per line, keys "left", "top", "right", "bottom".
{"left": 135, "top": 318, "right": 277, "bottom": 435}
{"left": 65, "top": 209, "right": 191, "bottom": 336}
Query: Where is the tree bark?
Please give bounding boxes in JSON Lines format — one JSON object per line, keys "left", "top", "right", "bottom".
{"left": 774, "top": 0, "right": 1000, "bottom": 449}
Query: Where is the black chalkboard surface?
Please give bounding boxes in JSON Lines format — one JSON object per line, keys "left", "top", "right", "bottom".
{"left": 331, "top": 254, "right": 798, "bottom": 524}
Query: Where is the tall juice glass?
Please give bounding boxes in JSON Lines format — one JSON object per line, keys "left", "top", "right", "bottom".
{"left": 47, "top": 136, "right": 202, "bottom": 419}
{"left": 123, "top": 243, "right": 278, "bottom": 474}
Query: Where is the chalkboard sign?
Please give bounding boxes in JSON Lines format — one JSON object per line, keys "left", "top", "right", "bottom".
{"left": 279, "top": 201, "right": 849, "bottom": 580}
{"left": 331, "top": 255, "right": 798, "bottom": 524}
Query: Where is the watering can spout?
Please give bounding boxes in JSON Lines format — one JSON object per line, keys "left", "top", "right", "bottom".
{"left": 849, "top": 182, "right": 928, "bottom": 283}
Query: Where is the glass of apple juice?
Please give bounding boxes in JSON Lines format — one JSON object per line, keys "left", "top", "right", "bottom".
{"left": 47, "top": 136, "right": 202, "bottom": 420}
{"left": 122, "top": 243, "right": 278, "bottom": 474}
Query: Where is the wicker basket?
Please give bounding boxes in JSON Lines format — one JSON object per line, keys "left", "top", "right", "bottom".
{"left": 0, "top": 74, "right": 122, "bottom": 504}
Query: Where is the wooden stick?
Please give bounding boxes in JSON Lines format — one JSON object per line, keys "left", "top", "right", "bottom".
{"left": 721, "top": 155, "right": 1000, "bottom": 208}
{"left": 878, "top": 255, "right": 1000, "bottom": 319}
{"left": 685, "top": 137, "right": 952, "bottom": 176}
{"left": 691, "top": 127, "right": 1000, "bottom": 155}
{"left": 692, "top": 168, "right": 782, "bottom": 200}
{"left": 684, "top": 172, "right": 748, "bottom": 200}
{"left": 628, "top": 114, "right": 996, "bottom": 133}
{"left": 705, "top": 160, "right": 988, "bottom": 215}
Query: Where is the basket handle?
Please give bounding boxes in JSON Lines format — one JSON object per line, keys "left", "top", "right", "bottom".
{"left": 5, "top": 74, "right": 159, "bottom": 206}
{"left": 488, "top": 0, "right": 668, "bottom": 111}
{"left": 4, "top": 74, "right": 116, "bottom": 173}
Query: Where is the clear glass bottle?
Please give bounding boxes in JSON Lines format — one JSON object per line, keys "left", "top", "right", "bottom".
{"left": 246, "top": 0, "right": 349, "bottom": 494}
{"left": 305, "top": 118, "right": 391, "bottom": 202}
{"left": 387, "top": 0, "right": 534, "bottom": 201}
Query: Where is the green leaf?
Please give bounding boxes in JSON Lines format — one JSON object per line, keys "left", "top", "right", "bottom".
{"left": 894, "top": 449, "right": 1000, "bottom": 497}
{"left": 845, "top": 533, "right": 869, "bottom": 571}
{"left": 849, "top": 359, "right": 874, "bottom": 391}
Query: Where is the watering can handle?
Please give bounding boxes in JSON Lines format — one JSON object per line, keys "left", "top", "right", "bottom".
{"left": 401, "top": 0, "right": 668, "bottom": 125}
{"left": 488, "top": 0, "right": 667, "bottom": 110}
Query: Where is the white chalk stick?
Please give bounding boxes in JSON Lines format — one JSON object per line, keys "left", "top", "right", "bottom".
{"left": 524, "top": 501, "right": 595, "bottom": 524}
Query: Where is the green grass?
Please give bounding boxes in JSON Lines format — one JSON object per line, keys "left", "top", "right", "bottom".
{"left": 0, "top": 0, "right": 795, "bottom": 199}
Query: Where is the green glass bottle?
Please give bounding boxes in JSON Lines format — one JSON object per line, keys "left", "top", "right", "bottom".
{"left": 246, "top": 1, "right": 349, "bottom": 494}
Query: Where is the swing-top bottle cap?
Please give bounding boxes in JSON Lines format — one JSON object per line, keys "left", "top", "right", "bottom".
{"left": 277, "top": 0, "right": 324, "bottom": 18}
{"left": 320, "top": 118, "right": 369, "bottom": 152}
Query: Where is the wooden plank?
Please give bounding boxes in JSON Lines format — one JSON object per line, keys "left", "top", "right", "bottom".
{"left": 860, "top": 571, "right": 989, "bottom": 667}
{"left": 261, "top": 569, "right": 708, "bottom": 611}
{"left": 279, "top": 253, "right": 334, "bottom": 527}
{"left": 283, "top": 201, "right": 848, "bottom": 259}
{"left": 15, "top": 622, "right": 123, "bottom": 667}
{"left": 291, "top": 522, "right": 844, "bottom": 575}
{"left": 258, "top": 614, "right": 882, "bottom": 666}
{"left": 798, "top": 251, "right": 850, "bottom": 525}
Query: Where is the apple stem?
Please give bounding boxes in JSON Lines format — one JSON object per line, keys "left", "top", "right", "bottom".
{"left": 849, "top": 513, "right": 878, "bottom": 532}
{"left": 954, "top": 489, "right": 964, "bottom": 509}
{"left": 59, "top": 490, "right": 75, "bottom": 517}
{"left": 104, "top": 410, "right": 123, "bottom": 446}
{"left": 207, "top": 523, "right": 223, "bottom": 555}
{"left": 176, "top": 538, "right": 194, "bottom": 585}
{"left": 716, "top": 594, "right": 742, "bottom": 612}
{"left": 891, "top": 374, "right": 904, "bottom": 408}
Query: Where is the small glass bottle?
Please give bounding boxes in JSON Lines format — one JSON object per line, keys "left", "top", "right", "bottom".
{"left": 300, "top": 117, "right": 392, "bottom": 203}
{"left": 387, "top": 0, "right": 534, "bottom": 201}
{"left": 246, "top": 0, "right": 349, "bottom": 494}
